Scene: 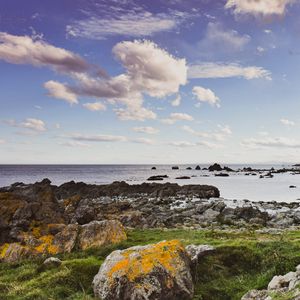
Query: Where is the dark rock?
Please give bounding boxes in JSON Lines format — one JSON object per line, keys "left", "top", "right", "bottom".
{"left": 172, "top": 166, "right": 179, "bottom": 170}
{"left": 195, "top": 165, "right": 201, "bottom": 170}
{"left": 215, "top": 173, "right": 229, "bottom": 177}
{"left": 176, "top": 176, "right": 191, "bottom": 180}
{"left": 151, "top": 167, "right": 156, "bottom": 170}
{"left": 290, "top": 185, "right": 297, "bottom": 188}
{"left": 186, "top": 167, "right": 192, "bottom": 170}
{"left": 208, "top": 163, "right": 223, "bottom": 172}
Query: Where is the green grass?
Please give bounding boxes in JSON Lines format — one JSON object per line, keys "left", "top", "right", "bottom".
{"left": 1, "top": 229, "right": 300, "bottom": 300}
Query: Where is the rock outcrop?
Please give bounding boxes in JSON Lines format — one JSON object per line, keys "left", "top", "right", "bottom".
{"left": 93, "top": 240, "right": 194, "bottom": 300}
{"left": 0, "top": 220, "right": 127, "bottom": 262}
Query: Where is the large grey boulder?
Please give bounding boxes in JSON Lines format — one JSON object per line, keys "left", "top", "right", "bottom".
{"left": 93, "top": 240, "right": 194, "bottom": 300}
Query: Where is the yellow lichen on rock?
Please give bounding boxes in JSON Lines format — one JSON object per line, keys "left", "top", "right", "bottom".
{"left": 0, "top": 243, "right": 9, "bottom": 259}
{"left": 108, "top": 240, "right": 185, "bottom": 281}
{"left": 35, "top": 235, "right": 59, "bottom": 255}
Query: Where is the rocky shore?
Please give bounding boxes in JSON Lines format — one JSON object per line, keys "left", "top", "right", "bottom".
{"left": 2, "top": 178, "right": 300, "bottom": 299}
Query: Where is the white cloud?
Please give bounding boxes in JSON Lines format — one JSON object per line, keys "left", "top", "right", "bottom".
{"left": 131, "top": 137, "right": 155, "bottom": 145}
{"left": 162, "top": 112, "right": 194, "bottom": 124}
{"left": 168, "top": 140, "right": 218, "bottom": 148}
{"left": 280, "top": 118, "right": 295, "bottom": 126}
{"left": 5, "top": 118, "right": 46, "bottom": 132}
{"left": 225, "top": 0, "right": 295, "bottom": 17}
{"left": 199, "top": 22, "right": 250, "bottom": 51}
{"left": 112, "top": 40, "right": 187, "bottom": 98}
{"left": 49, "top": 40, "right": 186, "bottom": 121}
{"left": 69, "top": 133, "right": 127, "bottom": 142}
{"left": 114, "top": 107, "right": 157, "bottom": 121}
{"left": 171, "top": 95, "right": 181, "bottom": 107}
{"left": 60, "top": 141, "right": 91, "bottom": 148}
{"left": 188, "top": 62, "right": 271, "bottom": 80}
{"left": 242, "top": 137, "right": 300, "bottom": 148}
{"left": 66, "top": 11, "right": 181, "bottom": 40}
{"left": 132, "top": 127, "right": 159, "bottom": 134}
{"left": 83, "top": 102, "right": 106, "bottom": 111}
{"left": 0, "top": 32, "right": 90, "bottom": 74}
{"left": 192, "top": 86, "right": 220, "bottom": 107}
{"left": 44, "top": 81, "right": 78, "bottom": 105}
{"left": 182, "top": 124, "right": 232, "bottom": 142}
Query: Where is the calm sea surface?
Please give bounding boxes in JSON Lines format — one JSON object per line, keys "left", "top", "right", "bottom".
{"left": 0, "top": 164, "right": 300, "bottom": 202}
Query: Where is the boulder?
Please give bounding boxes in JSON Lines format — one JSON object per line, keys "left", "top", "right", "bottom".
{"left": 78, "top": 220, "right": 127, "bottom": 250}
{"left": 53, "top": 224, "right": 79, "bottom": 253}
{"left": 241, "top": 290, "right": 271, "bottom": 300}
{"left": 185, "top": 244, "right": 215, "bottom": 264}
{"left": 93, "top": 240, "right": 194, "bottom": 300}
{"left": 195, "top": 165, "right": 201, "bottom": 170}
{"left": 208, "top": 163, "right": 223, "bottom": 172}
{"left": 42, "top": 257, "right": 62, "bottom": 270}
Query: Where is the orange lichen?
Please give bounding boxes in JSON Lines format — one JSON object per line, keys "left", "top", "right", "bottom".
{"left": 0, "top": 243, "right": 9, "bottom": 259}
{"left": 35, "top": 235, "right": 59, "bottom": 255}
{"left": 108, "top": 240, "right": 184, "bottom": 282}
{"left": 63, "top": 195, "right": 81, "bottom": 207}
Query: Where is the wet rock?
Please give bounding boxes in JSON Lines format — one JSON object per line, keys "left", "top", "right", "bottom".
{"left": 176, "top": 176, "right": 191, "bottom": 180}
{"left": 147, "top": 175, "right": 168, "bottom": 181}
{"left": 215, "top": 173, "right": 229, "bottom": 177}
{"left": 208, "top": 163, "right": 223, "bottom": 172}
{"left": 172, "top": 166, "right": 179, "bottom": 170}
{"left": 290, "top": 185, "right": 297, "bottom": 189}
{"left": 186, "top": 167, "right": 192, "bottom": 170}
{"left": 195, "top": 165, "right": 201, "bottom": 170}
{"left": 93, "top": 240, "right": 194, "bottom": 300}
{"left": 151, "top": 167, "right": 156, "bottom": 170}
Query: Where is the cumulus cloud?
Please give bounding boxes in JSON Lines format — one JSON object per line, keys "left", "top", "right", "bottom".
{"left": 225, "top": 0, "right": 295, "bottom": 17}
{"left": 171, "top": 95, "right": 181, "bottom": 107}
{"left": 46, "top": 40, "right": 186, "bottom": 121}
{"left": 112, "top": 40, "right": 187, "bottom": 98}
{"left": 132, "top": 127, "right": 159, "bottom": 134}
{"left": 0, "top": 32, "right": 90, "bottom": 74}
{"left": 83, "top": 102, "right": 106, "bottom": 111}
{"left": 188, "top": 63, "right": 271, "bottom": 80}
{"left": 162, "top": 112, "right": 194, "bottom": 125}
{"left": 242, "top": 137, "right": 300, "bottom": 148}
{"left": 280, "top": 118, "right": 295, "bottom": 126}
{"left": 192, "top": 86, "right": 220, "bottom": 107}
{"left": 199, "top": 22, "right": 250, "bottom": 52}
{"left": 44, "top": 81, "right": 78, "bottom": 105}
{"left": 4, "top": 118, "right": 46, "bottom": 132}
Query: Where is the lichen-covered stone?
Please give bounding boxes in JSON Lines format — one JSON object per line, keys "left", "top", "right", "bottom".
{"left": 53, "top": 224, "right": 79, "bottom": 253}
{"left": 78, "top": 220, "right": 127, "bottom": 250}
{"left": 93, "top": 240, "right": 194, "bottom": 300}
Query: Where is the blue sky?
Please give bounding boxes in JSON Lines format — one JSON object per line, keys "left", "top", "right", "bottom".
{"left": 1, "top": 0, "right": 300, "bottom": 164}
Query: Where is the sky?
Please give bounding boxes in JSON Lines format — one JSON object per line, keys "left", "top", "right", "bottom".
{"left": 1, "top": 0, "right": 300, "bottom": 164}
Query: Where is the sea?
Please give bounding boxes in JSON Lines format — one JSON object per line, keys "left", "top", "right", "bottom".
{"left": 0, "top": 164, "right": 300, "bottom": 202}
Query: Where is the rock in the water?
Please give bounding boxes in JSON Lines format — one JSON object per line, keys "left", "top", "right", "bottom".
{"left": 172, "top": 166, "right": 179, "bottom": 170}
{"left": 215, "top": 173, "right": 229, "bottom": 177}
{"left": 151, "top": 167, "right": 156, "bottom": 170}
{"left": 93, "top": 240, "right": 194, "bottom": 300}
{"left": 78, "top": 220, "right": 127, "bottom": 250}
{"left": 195, "top": 165, "right": 201, "bottom": 170}
{"left": 147, "top": 175, "right": 168, "bottom": 181}
{"left": 208, "top": 163, "right": 223, "bottom": 172}
{"left": 176, "top": 176, "right": 191, "bottom": 180}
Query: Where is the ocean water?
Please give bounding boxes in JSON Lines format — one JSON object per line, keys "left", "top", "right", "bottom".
{"left": 0, "top": 164, "right": 300, "bottom": 202}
